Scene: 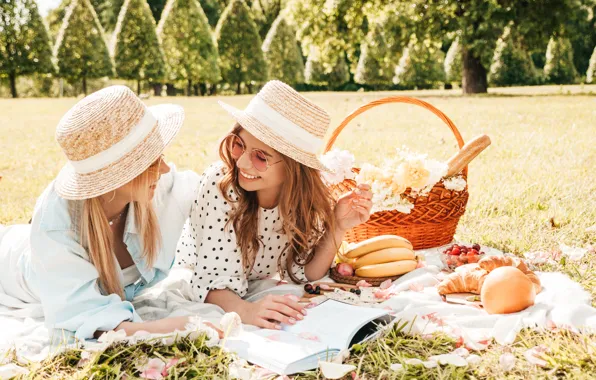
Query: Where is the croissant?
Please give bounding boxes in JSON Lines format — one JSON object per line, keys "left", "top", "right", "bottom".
{"left": 478, "top": 256, "right": 519, "bottom": 272}
{"left": 437, "top": 268, "right": 488, "bottom": 295}
{"left": 478, "top": 256, "right": 542, "bottom": 293}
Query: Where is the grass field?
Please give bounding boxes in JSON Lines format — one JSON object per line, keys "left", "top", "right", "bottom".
{"left": 1, "top": 85, "right": 595, "bottom": 378}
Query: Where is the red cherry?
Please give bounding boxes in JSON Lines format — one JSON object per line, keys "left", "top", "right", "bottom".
{"left": 470, "top": 249, "right": 479, "bottom": 255}
{"left": 450, "top": 248, "right": 461, "bottom": 255}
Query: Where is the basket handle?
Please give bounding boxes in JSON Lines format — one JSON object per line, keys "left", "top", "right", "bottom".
{"left": 324, "top": 96, "right": 468, "bottom": 176}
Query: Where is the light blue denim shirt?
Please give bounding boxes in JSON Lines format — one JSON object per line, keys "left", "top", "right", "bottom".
{"left": 20, "top": 164, "right": 200, "bottom": 341}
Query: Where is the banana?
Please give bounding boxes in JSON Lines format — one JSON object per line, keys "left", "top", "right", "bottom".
{"left": 355, "top": 260, "right": 417, "bottom": 277}
{"left": 345, "top": 235, "right": 413, "bottom": 258}
{"left": 335, "top": 241, "right": 356, "bottom": 264}
{"left": 353, "top": 247, "right": 415, "bottom": 269}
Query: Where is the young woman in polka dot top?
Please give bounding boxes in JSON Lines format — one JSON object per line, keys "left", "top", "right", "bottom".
{"left": 176, "top": 81, "right": 373, "bottom": 330}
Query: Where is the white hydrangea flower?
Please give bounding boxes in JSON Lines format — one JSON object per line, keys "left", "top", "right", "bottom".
{"left": 443, "top": 176, "right": 467, "bottom": 191}
{"left": 320, "top": 149, "right": 356, "bottom": 185}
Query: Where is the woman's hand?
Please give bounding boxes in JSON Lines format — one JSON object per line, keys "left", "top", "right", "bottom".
{"left": 334, "top": 184, "right": 373, "bottom": 232}
{"left": 241, "top": 295, "right": 307, "bottom": 330}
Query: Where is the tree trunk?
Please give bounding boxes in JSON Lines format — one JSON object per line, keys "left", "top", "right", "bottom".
{"left": 187, "top": 79, "right": 192, "bottom": 96}
{"left": 199, "top": 82, "right": 207, "bottom": 96}
{"left": 462, "top": 48, "right": 488, "bottom": 94}
{"left": 9, "top": 72, "right": 17, "bottom": 98}
{"left": 247, "top": 83, "right": 253, "bottom": 94}
{"left": 209, "top": 84, "right": 218, "bottom": 95}
{"left": 236, "top": 81, "right": 242, "bottom": 95}
{"left": 82, "top": 77, "right": 88, "bottom": 96}
{"left": 152, "top": 83, "right": 162, "bottom": 96}
{"left": 166, "top": 83, "right": 176, "bottom": 96}
{"left": 137, "top": 80, "right": 141, "bottom": 95}
{"left": 193, "top": 83, "right": 200, "bottom": 96}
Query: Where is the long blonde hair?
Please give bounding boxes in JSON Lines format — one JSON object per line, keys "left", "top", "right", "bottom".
{"left": 219, "top": 125, "right": 336, "bottom": 283}
{"left": 80, "top": 165, "right": 161, "bottom": 298}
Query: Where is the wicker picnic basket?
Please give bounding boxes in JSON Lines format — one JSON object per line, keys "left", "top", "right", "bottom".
{"left": 325, "top": 96, "right": 469, "bottom": 250}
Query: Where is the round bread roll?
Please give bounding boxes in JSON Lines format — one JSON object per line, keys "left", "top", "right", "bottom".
{"left": 481, "top": 266, "right": 536, "bottom": 314}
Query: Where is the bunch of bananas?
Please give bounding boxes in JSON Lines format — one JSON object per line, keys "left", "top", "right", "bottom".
{"left": 336, "top": 235, "right": 417, "bottom": 277}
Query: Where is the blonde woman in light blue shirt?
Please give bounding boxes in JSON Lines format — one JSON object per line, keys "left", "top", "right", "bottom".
{"left": 0, "top": 86, "right": 210, "bottom": 342}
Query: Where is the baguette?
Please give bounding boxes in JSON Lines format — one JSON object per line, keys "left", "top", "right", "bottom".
{"left": 355, "top": 260, "right": 417, "bottom": 277}
{"left": 446, "top": 134, "right": 491, "bottom": 177}
{"left": 345, "top": 235, "right": 413, "bottom": 258}
{"left": 353, "top": 247, "right": 415, "bottom": 269}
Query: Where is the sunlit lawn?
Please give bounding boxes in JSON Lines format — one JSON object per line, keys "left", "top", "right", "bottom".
{"left": 1, "top": 84, "right": 595, "bottom": 378}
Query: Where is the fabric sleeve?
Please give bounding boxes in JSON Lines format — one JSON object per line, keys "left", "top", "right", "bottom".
{"left": 28, "top": 225, "right": 141, "bottom": 341}
{"left": 183, "top": 163, "right": 249, "bottom": 302}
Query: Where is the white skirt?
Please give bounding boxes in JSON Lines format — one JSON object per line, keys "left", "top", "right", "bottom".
{"left": 0, "top": 224, "right": 41, "bottom": 317}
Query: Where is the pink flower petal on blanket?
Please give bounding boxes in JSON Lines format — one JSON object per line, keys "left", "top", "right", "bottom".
{"left": 374, "top": 289, "right": 392, "bottom": 299}
{"left": 161, "top": 358, "right": 180, "bottom": 376}
{"left": 408, "top": 282, "right": 424, "bottom": 292}
{"left": 379, "top": 279, "right": 392, "bottom": 289}
{"left": 416, "top": 260, "right": 427, "bottom": 269}
{"left": 139, "top": 358, "right": 165, "bottom": 380}
{"left": 318, "top": 362, "right": 356, "bottom": 379}
{"left": 298, "top": 332, "right": 321, "bottom": 342}
{"left": 453, "top": 348, "right": 469, "bottom": 358}
{"left": 356, "top": 280, "right": 372, "bottom": 288}
{"left": 428, "top": 354, "right": 468, "bottom": 367}
{"left": 499, "top": 353, "right": 516, "bottom": 371}
{"left": 524, "top": 345, "right": 549, "bottom": 367}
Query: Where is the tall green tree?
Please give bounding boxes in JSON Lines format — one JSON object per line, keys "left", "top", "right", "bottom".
{"left": 444, "top": 36, "right": 463, "bottom": 84}
{"left": 48, "top": 0, "right": 123, "bottom": 38}
{"left": 199, "top": 0, "right": 224, "bottom": 26}
{"left": 544, "top": 36, "right": 578, "bottom": 84}
{"left": 0, "top": 0, "right": 54, "bottom": 98}
{"left": 587, "top": 45, "right": 596, "bottom": 83}
{"left": 403, "top": 0, "right": 585, "bottom": 94}
{"left": 393, "top": 36, "right": 445, "bottom": 89}
{"left": 304, "top": 45, "right": 349, "bottom": 88}
{"left": 215, "top": 0, "right": 267, "bottom": 94}
{"left": 262, "top": 15, "right": 304, "bottom": 85}
{"left": 111, "top": 0, "right": 166, "bottom": 94}
{"left": 53, "top": 0, "right": 114, "bottom": 95}
{"left": 251, "top": 0, "right": 285, "bottom": 39}
{"left": 157, "top": 0, "right": 220, "bottom": 95}
{"left": 354, "top": 22, "right": 392, "bottom": 86}
{"left": 489, "top": 25, "right": 539, "bottom": 86}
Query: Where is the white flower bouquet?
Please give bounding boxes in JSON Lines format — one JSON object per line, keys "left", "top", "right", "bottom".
{"left": 322, "top": 147, "right": 467, "bottom": 214}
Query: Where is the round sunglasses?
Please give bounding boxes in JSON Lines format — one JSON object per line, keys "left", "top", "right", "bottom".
{"left": 225, "top": 134, "right": 282, "bottom": 172}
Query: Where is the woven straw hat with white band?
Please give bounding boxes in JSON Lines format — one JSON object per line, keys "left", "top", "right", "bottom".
{"left": 54, "top": 85, "right": 184, "bottom": 200}
{"left": 218, "top": 80, "right": 331, "bottom": 172}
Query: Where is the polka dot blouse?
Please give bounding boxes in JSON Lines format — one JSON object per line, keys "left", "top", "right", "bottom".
{"left": 176, "top": 162, "right": 308, "bottom": 302}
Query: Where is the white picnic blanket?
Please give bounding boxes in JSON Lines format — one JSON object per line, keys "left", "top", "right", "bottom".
{"left": 2, "top": 244, "right": 596, "bottom": 376}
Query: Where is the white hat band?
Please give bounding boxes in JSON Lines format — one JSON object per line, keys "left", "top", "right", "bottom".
{"left": 244, "top": 95, "right": 323, "bottom": 153}
{"left": 68, "top": 108, "right": 157, "bottom": 174}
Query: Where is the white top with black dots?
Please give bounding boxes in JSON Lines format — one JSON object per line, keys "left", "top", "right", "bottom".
{"left": 176, "top": 162, "right": 308, "bottom": 302}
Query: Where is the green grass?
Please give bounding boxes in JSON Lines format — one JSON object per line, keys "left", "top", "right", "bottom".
{"left": 1, "top": 84, "right": 595, "bottom": 379}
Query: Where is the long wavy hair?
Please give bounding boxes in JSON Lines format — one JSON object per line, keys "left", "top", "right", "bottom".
{"left": 218, "top": 124, "right": 336, "bottom": 283}
{"left": 79, "top": 164, "right": 162, "bottom": 298}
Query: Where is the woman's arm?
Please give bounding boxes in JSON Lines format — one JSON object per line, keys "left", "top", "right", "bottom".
{"left": 206, "top": 288, "right": 306, "bottom": 330}
{"left": 305, "top": 184, "right": 373, "bottom": 281}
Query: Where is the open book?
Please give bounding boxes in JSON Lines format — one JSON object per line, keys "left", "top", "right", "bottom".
{"left": 224, "top": 299, "right": 393, "bottom": 375}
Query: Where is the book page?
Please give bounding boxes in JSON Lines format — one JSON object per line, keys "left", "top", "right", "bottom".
{"left": 282, "top": 300, "right": 388, "bottom": 350}
{"left": 224, "top": 329, "right": 335, "bottom": 374}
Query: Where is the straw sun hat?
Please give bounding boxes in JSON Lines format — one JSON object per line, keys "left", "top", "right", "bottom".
{"left": 54, "top": 85, "right": 184, "bottom": 200}
{"left": 218, "top": 80, "right": 331, "bottom": 172}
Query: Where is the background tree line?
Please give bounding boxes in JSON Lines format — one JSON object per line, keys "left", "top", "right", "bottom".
{"left": 1, "top": 0, "right": 595, "bottom": 98}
